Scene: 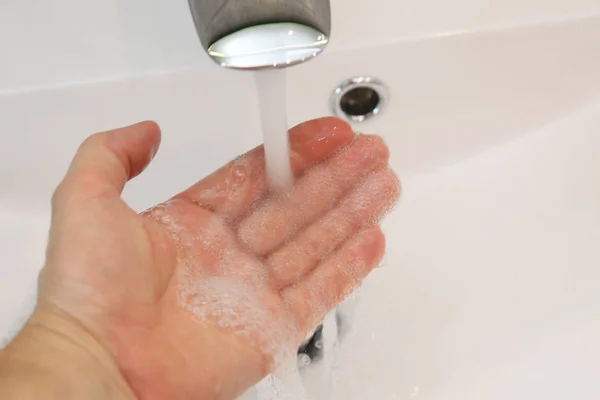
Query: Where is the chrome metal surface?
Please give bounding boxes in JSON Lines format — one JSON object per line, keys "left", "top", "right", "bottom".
{"left": 188, "top": 0, "right": 331, "bottom": 69}
{"left": 331, "top": 77, "right": 390, "bottom": 122}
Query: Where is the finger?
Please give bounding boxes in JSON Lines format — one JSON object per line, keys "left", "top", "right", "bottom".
{"left": 283, "top": 227, "right": 385, "bottom": 333}
{"left": 238, "top": 134, "right": 389, "bottom": 256}
{"left": 55, "top": 121, "right": 161, "bottom": 203}
{"left": 173, "top": 117, "right": 354, "bottom": 221}
{"left": 266, "top": 168, "right": 399, "bottom": 288}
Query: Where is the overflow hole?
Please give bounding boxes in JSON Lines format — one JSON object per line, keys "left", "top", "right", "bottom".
{"left": 331, "top": 77, "right": 389, "bottom": 123}
{"left": 340, "top": 87, "right": 381, "bottom": 118}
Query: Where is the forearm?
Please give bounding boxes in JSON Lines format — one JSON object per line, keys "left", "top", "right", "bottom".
{"left": 0, "top": 309, "right": 135, "bottom": 400}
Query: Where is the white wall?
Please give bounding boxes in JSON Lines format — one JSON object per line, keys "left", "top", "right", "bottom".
{"left": 1, "top": 0, "right": 599, "bottom": 92}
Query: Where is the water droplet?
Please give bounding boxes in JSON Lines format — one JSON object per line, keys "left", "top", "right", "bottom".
{"left": 297, "top": 353, "right": 311, "bottom": 367}
{"left": 412, "top": 386, "right": 420, "bottom": 397}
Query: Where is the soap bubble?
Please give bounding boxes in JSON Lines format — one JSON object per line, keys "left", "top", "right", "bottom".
{"left": 297, "top": 354, "right": 312, "bottom": 368}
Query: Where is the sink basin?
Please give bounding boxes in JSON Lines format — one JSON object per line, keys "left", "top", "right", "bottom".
{"left": 1, "top": 2, "right": 599, "bottom": 399}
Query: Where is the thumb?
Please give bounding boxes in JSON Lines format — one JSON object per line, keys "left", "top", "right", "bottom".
{"left": 56, "top": 121, "right": 161, "bottom": 202}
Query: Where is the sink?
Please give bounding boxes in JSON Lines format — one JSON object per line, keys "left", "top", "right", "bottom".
{"left": 1, "top": 3, "right": 599, "bottom": 399}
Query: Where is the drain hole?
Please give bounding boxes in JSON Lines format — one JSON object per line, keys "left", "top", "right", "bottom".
{"left": 331, "top": 77, "right": 389, "bottom": 123}
{"left": 340, "top": 87, "right": 381, "bottom": 118}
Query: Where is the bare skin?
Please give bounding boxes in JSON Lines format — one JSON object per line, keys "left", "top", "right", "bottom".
{"left": 0, "top": 118, "right": 399, "bottom": 400}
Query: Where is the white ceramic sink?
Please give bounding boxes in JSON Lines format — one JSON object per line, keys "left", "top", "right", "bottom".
{"left": 1, "top": 2, "right": 600, "bottom": 399}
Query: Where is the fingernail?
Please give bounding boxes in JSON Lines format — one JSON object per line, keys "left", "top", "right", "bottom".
{"left": 149, "top": 144, "right": 159, "bottom": 161}
{"left": 377, "top": 254, "right": 387, "bottom": 268}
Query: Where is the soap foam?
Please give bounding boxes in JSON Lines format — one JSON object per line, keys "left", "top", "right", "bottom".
{"left": 146, "top": 201, "right": 300, "bottom": 367}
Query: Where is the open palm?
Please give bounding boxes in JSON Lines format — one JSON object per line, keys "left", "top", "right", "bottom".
{"left": 38, "top": 118, "right": 399, "bottom": 400}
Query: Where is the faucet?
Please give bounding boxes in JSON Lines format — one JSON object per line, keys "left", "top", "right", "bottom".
{"left": 187, "top": 0, "right": 331, "bottom": 70}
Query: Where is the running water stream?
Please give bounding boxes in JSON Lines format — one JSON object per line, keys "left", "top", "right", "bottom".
{"left": 252, "top": 69, "right": 310, "bottom": 400}
{"left": 254, "top": 69, "right": 295, "bottom": 192}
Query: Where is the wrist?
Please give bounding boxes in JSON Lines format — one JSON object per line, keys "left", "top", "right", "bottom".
{"left": 0, "top": 306, "right": 136, "bottom": 400}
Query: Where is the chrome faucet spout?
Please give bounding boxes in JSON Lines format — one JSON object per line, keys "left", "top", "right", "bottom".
{"left": 188, "top": 0, "right": 331, "bottom": 70}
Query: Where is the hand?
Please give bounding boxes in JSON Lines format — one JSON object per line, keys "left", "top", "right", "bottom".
{"left": 0, "top": 118, "right": 399, "bottom": 400}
